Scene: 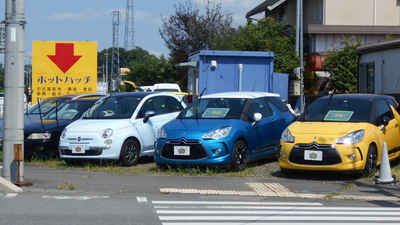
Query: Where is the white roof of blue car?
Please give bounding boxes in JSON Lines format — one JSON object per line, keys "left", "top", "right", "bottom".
{"left": 200, "top": 91, "right": 280, "bottom": 99}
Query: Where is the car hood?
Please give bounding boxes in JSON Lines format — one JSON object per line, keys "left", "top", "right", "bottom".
{"left": 164, "top": 118, "right": 238, "bottom": 133}
{"left": 0, "top": 114, "right": 42, "bottom": 129}
{"left": 25, "top": 119, "right": 73, "bottom": 134}
{"left": 289, "top": 121, "right": 369, "bottom": 136}
{"left": 66, "top": 119, "right": 133, "bottom": 133}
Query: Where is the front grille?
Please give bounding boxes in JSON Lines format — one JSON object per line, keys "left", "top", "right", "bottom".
{"left": 60, "top": 149, "right": 102, "bottom": 156}
{"left": 161, "top": 138, "right": 207, "bottom": 160}
{"left": 289, "top": 142, "right": 342, "bottom": 165}
{"left": 67, "top": 137, "right": 93, "bottom": 141}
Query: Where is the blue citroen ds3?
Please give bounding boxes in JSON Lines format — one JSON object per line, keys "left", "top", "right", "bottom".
{"left": 154, "top": 91, "right": 295, "bottom": 170}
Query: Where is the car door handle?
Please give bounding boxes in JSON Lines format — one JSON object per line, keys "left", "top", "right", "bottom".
{"left": 271, "top": 119, "right": 276, "bottom": 123}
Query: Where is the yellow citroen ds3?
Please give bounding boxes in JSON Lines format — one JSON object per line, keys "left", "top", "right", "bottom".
{"left": 279, "top": 94, "right": 400, "bottom": 176}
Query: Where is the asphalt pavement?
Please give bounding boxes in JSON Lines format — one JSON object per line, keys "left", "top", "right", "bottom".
{"left": 1, "top": 164, "right": 400, "bottom": 203}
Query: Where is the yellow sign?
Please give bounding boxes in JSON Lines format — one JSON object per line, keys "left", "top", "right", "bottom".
{"left": 31, "top": 41, "right": 98, "bottom": 104}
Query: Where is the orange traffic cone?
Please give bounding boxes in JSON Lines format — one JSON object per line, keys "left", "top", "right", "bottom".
{"left": 375, "top": 142, "right": 397, "bottom": 184}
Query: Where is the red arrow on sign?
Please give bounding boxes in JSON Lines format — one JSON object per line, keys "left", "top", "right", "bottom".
{"left": 47, "top": 43, "right": 82, "bottom": 73}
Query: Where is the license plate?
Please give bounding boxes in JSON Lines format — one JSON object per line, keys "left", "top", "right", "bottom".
{"left": 174, "top": 146, "right": 190, "bottom": 156}
{"left": 72, "top": 145, "right": 86, "bottom": 154}
{"left": 304, "top": 150, "right": 322, "bottom": 161}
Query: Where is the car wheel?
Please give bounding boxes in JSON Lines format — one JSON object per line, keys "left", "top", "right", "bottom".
{"left": 231, "top": 140, "right": 248, "bottom": 171}
{"left": 364, "top": 144, "right": 377, "bottom": 176}
{"left": 119, "top": 139, "right": 140, "bottom": 167}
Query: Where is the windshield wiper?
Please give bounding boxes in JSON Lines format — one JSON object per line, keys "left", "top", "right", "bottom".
{"left": 196, "top": 87, "right": 207, "bottom": 120}
{"left": 322, "top": 93, "right": 334, "bottom": 122}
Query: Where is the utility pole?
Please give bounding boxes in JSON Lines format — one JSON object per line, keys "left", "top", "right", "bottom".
{"left": 296, "top": 0, "right": 304, "bottom": 113}
{"left": 299, "top": 0, "right": 304, "bottom": 113}
{"left": 2, "top": 0, "right": 26, "bottom": 181}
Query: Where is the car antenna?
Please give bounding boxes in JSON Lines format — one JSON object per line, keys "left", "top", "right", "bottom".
{"left": 37, "top": 98, "right": 46, "bottom": 131}
{"left": 251, "top": 81, "right": 257, "bottom": 92}
{"left": 55, "top": 99, "right": 60, "bottom": 127}
{"left": 196, "top": 87, "right": 207, "bottom": 120}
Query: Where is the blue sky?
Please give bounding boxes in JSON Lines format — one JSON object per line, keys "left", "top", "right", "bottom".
{"left": 0, "top": 0, "right": 263, "bottom": 63}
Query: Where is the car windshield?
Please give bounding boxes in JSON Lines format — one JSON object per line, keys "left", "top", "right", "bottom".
{"left": 42, "top": 101, "right": 95, "bottom": 120}
{"left": 181, "top": 97, "right": 247, "bottom": 119}
{"left": 299, "top": 98, "right": 372, "bottom": 122}
{"left": 26, "top": 98, "right": 69, "bottom": 115}
{"left": 83, "top": 96, "right": 141, "bottom": 119}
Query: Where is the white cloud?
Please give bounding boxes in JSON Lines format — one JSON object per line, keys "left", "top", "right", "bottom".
{"left": 185, "top": 0, "right": 260, "bottom": 25}
{"left": 149, "top": 50, "right": 165, "bottom": 57}
{"left": 46, "top": 8, "right": 107, "bottom": 21}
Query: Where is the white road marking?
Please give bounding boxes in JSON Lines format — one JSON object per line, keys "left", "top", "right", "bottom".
{"left": 154, "top": 200, "right": 400, "bottom": 224}
{"left": 4, "top": 193, "right": 17, "bottom": 198}
{"left": 136, "top": 196, "right": 148, "bottom": 203}
{"left": 42, "top": 195, "right": 109, "bottom": 200}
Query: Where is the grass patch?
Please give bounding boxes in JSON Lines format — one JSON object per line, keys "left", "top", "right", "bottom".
{"left": 1, "top": 151, "right": 400, "bottom": 181}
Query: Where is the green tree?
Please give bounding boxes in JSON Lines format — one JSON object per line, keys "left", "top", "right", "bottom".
{"left": 323, "top": 36, "right": 362, "bottom": 93}
{"left": 232, "top": 17, "right": 299, "bottom": 78}
{"left": 98, "top": 46, "right": 153, "bottom": 70}
{"left": 125, "top": 54, "right": 180, "bottom": 88}
{"left": 159, "top": 0, "right": 234, "bottom": 88}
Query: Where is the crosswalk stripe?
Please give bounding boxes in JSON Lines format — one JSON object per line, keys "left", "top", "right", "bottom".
{"left": 154, "top": 205, "right": 400, "bottom": 211}
{"left": 153, "top": 200, "right": 400, "bottom": 224}
{"left": 156, "top": 210, "right": 400, "bottom": 216}
{"left": 159, "top": 215, "right": 400, "bottom": 221}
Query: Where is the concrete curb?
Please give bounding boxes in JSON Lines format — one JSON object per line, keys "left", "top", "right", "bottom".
{"left": 0, "top": 176, "right": 23, "bottom": 193}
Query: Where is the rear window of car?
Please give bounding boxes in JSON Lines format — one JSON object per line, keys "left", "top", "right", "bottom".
{"left": 266, "top": 97, "right": 288, "bottom": 112}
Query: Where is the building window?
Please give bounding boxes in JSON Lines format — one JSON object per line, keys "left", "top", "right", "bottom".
{"left": 279, "top": 6, "right": 286, "bottom": 22}
{"left": 367, "top": 64, "right": 374, "bottom": 93}
{"left": 319, "top": 0, "right": 323, "bottom": 19}
{"left": 314, "top": 1, "right": 317, "bottom": 20}
{"left": 359, "top": 62, "right": 374, "bottom": 93}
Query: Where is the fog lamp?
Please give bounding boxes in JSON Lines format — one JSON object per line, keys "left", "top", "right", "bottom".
{"left": 214, "top": 149, "right": 222, "bottom": 154}
{"left": 104, "top": 139, "right": 113, "bottom": 145}
{"left": 280, "top": 152, "right": 286, "bottom": 158}
{"left": 348, "top": 154, "right": 356, "bottom": 160}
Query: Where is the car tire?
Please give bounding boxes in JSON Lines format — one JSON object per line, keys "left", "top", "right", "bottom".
{"left": 119, "top": 139, "right": 140, "bottom": 167}
{"left": 364, "top": 144, "right": 377, "bottom": 176}
{"left": 230, "top": 140, "right": 248, "bottom": 171}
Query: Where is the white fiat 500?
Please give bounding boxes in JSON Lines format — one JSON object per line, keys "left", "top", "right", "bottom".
{"left": 59, "top": 92, "right": 186, "bottom": 166}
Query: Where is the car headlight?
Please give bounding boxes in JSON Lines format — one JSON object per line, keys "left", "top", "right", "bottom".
{"left": 28, "top": 132, "right": 51, "bottom": 140}
{"left": 101, "top": 128, "right": 113, "bottom": 139}
{"left": 202, "top": 126, "right": 232, "bottom": 140}
{"left": 281, "top": 128, "right": 295, "bottom": 143}
{"left": 336, "top": 130, "right": 364, "bottom": 144}
{"left": 157, "top": 126, "right": 167, "bottom": 139}
{"left": 60, "top": 128, "right": 67, "bottom": 139}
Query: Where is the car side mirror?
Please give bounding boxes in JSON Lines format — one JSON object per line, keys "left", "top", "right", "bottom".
{"left": 252, "top": 113, "right": 262, "bottom": 126}
{"left": 143, "top": 110, "right": 156, "bottom": 123}
{"left": 380, "top": 116, "right": 390, "bottom": 130}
